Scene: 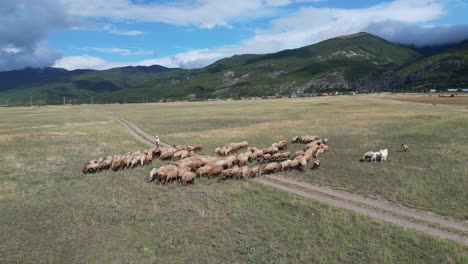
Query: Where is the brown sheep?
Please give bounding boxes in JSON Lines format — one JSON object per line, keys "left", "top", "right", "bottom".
{"left": 262, "top": 162, "right": 280, "bottom": 175}
{"left": 173, "top": 150, "right": 188, "bottom": 160}
{"left": 164, "top": 168, "right": 179, "bottom": 184}
{"left": 218, "top": 166, "right": 239, "bottom": 181}
{"left": 293, "top": 150, "right": 305, "bottom": 158}
{"left": 196, "top": 165, "right": 212, "bottom": 177}
{"left": 160, "top": 151, "right": 174, "bottom": 160}
{"left": 240, "top": 166, "right": 251, "bottom": 179}
{"left": 291, "top": 156, "right": 307, "bottom": 172}
{"left": 207, "top": 165, "right": 223, "bottom": 179}
{"left": 181, "top": 171, "right": 196, "bottom": 185}
{"left": 280, "top": 159, "right": 291, "bottom": 171}
{"left": 250, "top": 166, "right": 260, "bottom": 178}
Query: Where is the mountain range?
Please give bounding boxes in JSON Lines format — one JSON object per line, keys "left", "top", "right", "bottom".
{"left": 1, "top": 32, "right": 467, "bottom": 105}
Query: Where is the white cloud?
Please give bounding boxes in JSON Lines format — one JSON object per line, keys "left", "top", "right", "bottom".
{"left": 83, "top": 47, "right": 154, "bottom": 56}
{"left": 53, "top": 55, "right": 124, "bottom": 70}
{"left": 59, "top": 0, "right": 292, "bottom": 29}
{"left": 103, "top": 24, "right": 144, "bottom": 36}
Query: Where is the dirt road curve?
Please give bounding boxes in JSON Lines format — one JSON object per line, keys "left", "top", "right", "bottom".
{"left": 111, "top": 114, "right": 468, "bottom": 245}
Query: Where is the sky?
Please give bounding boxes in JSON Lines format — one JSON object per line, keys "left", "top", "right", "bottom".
{"left": 1, "top": 0, "right": 468, "bottom": 71}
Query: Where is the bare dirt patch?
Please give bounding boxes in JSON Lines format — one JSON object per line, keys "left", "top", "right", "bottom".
{"left": 392, "top": 95, "right": 468, "bottom": 106}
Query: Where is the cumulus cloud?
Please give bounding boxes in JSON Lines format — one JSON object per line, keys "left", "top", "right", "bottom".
{"left": 53, "top": 55, "right": 125, "bottom": 70}
{"left": 0, "top": 0, "right": 76, "bottom": 71}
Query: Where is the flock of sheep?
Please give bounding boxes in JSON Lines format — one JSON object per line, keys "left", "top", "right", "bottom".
{"left": 148, "top": 135, "right": 329, "bottom": 185}
{"left": 81, "top": 144, "right": 202, "bottom": 174}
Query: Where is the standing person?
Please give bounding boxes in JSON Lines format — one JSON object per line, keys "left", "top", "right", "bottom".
{"left": 154, "top": 136, "right": 160, "bottom": 148}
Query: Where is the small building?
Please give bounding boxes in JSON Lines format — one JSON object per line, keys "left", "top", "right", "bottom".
{"left": 447, "top": 88, "right": 458, "bottom": 92}
{"left": 430, "top": 89, "right": 436, "bottom": 93}
{"left": 462, "top": 89, "right": 468, "bottom": 93}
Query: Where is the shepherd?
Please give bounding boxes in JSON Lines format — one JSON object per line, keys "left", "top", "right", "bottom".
{"left": 154, "top": 136, "right": 161, "bottom": 148}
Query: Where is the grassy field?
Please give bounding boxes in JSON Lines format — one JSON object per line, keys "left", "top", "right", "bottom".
{"left": 1, "top": 96, "right": 467, "bottom": 263}
{"left": 97, "top": 94, "right": 468, "bottom": 220}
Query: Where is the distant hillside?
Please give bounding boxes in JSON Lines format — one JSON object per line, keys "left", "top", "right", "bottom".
{"left": 400, "top": 43, "right": 468, "bottom": 89}
{"left": 0, "top": 32, "right": 467, "bottom": 105}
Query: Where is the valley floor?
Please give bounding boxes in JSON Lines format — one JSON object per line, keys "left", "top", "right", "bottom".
{"left": 1, "top": 94, "right": 467, "bottom": 263}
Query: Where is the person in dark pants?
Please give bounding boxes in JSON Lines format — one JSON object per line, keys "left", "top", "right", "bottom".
{"left": 154, "top": 136, "right": 160, "bottom": 148}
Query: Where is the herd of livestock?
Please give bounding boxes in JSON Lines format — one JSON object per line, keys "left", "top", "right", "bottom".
{"left": 81, "top": 135, "right": 330, "bottom": 185}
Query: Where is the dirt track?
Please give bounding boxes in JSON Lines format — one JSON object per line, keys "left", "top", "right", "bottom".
{"left": 111, "top": 114, "right": 468, "bottom": 246}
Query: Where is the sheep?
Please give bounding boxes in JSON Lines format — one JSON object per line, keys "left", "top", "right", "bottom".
{"left": 173, "top": 150, "right": 189, "bottom": 160}
{"left": 240, "top": 166, "right": 251, "bottom": 180}
{"left": 402, "top": 144, "right": 409, "bottom": 152}
{"left": 280, "top": 159, "right": 292, "bottom": 171}
{"left": 360, "top": 151, "right": 374, "bottom": 162}
{"left": 378, "top": 149, "right": 388, "bottom": 162}
{"left": 164, "top": 168, "right": 179, "bottom": 184}
{"left": 262, "top": 162, "right": 280, "bottom": 175}
{"left": 149, "top": 168, "right": 158, "bottom": 182}
{"left": 181, "top": 150, "right": 195, "bottom": 160}
{"left": 218, "top": 166, "right": 240, "bottom": 181}
{"left": 314, "top": 148, "right": 325, "bottom": 158}
{"left": 82, "top": 160, "right": 97, "bottom": 174}
{"left": 259, "top": 154, "right": 271, "bottom": 163}
{"left": 150, "top": 147, "right": 161, "bottom": 158}
{"left": 291, "top": 156, "right": 307, "bottom": 172}
{"left": 196, "top": 165, "right": 211, "bottom": 177}
{"left": 151, "top": 164, "right": 179, "bottom": 183}
{"left": 131, "top": 158, "right": 139, "bottom": 168}
{"left": 160, "top": 151, "right": 174, "bottom": 160}
{"left": 263, "top": 146, "right": 279, "bottom": 155}
{"left": 311, "top": 160, "right": 320, "bottom": 170}
{"left": 272, "top": 151, "right": 290, "bottom": 162}
{"left": 181, "top": 171, "right": 196, "bottom": 185}
{"left": 238, "top": 154, "right": 249, "bottom": 166}
{"left": 145, "top": 151, "right": 153, "bottom": 164}
{"left": 250, "top": 166, "right": 260, "bottom": 178}
{"left": 292, "top": 135, "right": 320, "bottom": 144}
{"left": 276, "top": 140, "right": 288, "bottom": 150}
{"left": 139, "top": 154, "right": 147, "bottom": 166}
{"left": 207, "top": 165, "right": 224, "bottom": 179}
{"left": 293, "top": 150, "right": 305, "bottom": 158}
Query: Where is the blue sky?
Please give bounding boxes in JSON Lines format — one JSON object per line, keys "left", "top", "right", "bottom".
{"left": 1, "top": 0, "right": 468, "bottom": 71}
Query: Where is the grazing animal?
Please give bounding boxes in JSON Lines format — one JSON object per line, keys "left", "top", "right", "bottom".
{"left": 378, "top": 149, "right": 388, "bottom": 162}
{"left": 311, "top": 160, "right": 320, "bottom": 170}
{"left": 402, "top": 144, "right": 409, "bottom": 152}
{"left": 262, "top": 162, "right": 280, "bottom": 174}
{"left": 181, "top": 171, "right": 196, "bottom": 185}
{"left": 250, "top": 166, "right": 260, "bottom": 178}
{"left": 360, "top": 151, "right": 374, "bottom": 162}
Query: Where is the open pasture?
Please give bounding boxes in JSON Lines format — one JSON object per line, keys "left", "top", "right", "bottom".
{"left": 95, "top": 94, "right": 468, "bottom": 219}
{"left": 392, "top": 94, "right": 468, "bottom": 106}
{"left": 0, "top": 95, "right": 467, "bottom": 263}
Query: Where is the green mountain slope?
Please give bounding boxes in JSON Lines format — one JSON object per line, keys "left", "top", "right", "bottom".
{"left": 400, "top": 43, "right": 468, "bottom": 88}
{"left": 1, "top": 32, "right": 466, "bottom": 105}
